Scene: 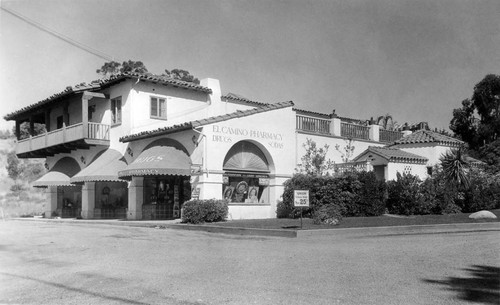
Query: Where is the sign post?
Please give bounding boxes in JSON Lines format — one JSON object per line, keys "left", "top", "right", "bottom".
{"left": 293, "top": 190, "right": 310, "bottom": 229}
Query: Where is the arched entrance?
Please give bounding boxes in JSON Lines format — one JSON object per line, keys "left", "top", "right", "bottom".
{"left": 222, "top": 141, "right": 271, "bottom": 204}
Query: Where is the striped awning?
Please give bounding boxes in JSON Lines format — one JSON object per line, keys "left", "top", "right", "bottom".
{"left": 118, "top": 145, "right": 191, "bottom": 178}
{"left": 33, "top": 157, "right": 81, "bottom": 188}
{"left": 70, "top": 149, "right": 127, "bottom": 183}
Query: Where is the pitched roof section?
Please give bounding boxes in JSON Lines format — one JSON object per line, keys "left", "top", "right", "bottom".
{"left": 221, "top": 93, "right": 269, "bottom": 107}
{"left": 4, "top": 72, "right": 212, "bottom": 121}
{"left": 353, "top": 146, "right": 428, "bottom": 164}
{"left": 120, "top": 101, "right": 294, "bottom": 142}
{"left": 391, "top": 130, "right": 463, "bottom": 147}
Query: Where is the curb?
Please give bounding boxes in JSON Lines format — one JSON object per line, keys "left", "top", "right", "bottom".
{"left": 6, "top": 217, "right": 500, "bottom": 238}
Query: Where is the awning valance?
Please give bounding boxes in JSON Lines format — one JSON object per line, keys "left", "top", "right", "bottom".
{"left": 118, "top": 145, "right": 191, "bottom": 178}
{"left": 33, "top": 157, "right": 81, "bottom": 188}
{"left": 71, "top": 149, "right": 127, "bottom": 183}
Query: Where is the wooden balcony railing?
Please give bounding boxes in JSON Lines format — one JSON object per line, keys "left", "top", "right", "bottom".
{"left": 296, "top": 115, "right": 330, "bottom": 134}
{"left": 341, "top": 122, "right": 369, "bottom": 140}
{"left": 379, "top": 129, "right": 404, "bottom": 143}
{"left": 16, "top": 122, "right": 110, "bottom": 156}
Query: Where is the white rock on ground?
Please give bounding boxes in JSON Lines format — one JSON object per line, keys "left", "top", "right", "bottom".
{"left": 469, "top": 210, "right": 497, "bottom": 219}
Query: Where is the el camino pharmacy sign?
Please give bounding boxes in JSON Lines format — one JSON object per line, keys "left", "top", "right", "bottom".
{"left": 293, "top": 190, "right": 309, "bottom": 207}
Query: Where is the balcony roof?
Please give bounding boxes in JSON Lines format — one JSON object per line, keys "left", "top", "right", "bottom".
{"left": 4, "top": 72, "right": 212, "bottom": 121}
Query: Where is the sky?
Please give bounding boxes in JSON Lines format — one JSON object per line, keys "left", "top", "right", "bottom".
{"left": 1, "top": 0, "right": 499, "bottom": 132}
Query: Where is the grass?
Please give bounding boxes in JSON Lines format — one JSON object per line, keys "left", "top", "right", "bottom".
{"left": 202, "top": 210, "right": 500, "bottom": 230}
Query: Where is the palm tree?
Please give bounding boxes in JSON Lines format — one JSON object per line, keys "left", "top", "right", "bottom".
{"left": 377, "top": 114, "right": 396, "bottom": 130}
{"left": 440, "top": 146, "right": 470, "bottom": 189}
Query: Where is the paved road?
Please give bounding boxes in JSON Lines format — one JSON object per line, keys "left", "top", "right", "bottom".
{"left": 0, "top": 220, "right": 498, "bottom": 305}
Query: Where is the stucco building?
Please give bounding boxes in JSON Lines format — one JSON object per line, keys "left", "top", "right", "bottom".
{"left": 5, "top": 72, "right": 462, "bottom": 220}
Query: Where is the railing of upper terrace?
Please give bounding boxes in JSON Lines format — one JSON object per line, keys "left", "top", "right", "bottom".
{"left": 16, "top": 122, "right": 110, "bottom": 155}
{"left": 379, "top": 129, "right": 404, "bottom": 143}
{"left": 340, "top": 122, "right": 370, "bottom": 140}
{"left": 296, "top": 115, "right": 330, "bottom": 134}
{"left": 296, "top": 114, "right": 406, "bottom": 143}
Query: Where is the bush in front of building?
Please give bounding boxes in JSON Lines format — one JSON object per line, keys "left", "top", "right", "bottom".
{"left": 181, "top": 199, "right": 228, "bottom": 224}
{"left": 279, "top": 172, "right": 387, "bottom": 223}
{"left": 461, "top": 168, "right": 500, "bottom": 212}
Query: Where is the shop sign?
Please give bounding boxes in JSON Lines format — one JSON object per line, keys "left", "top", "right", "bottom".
{"left": 293, "top": 190, "right": 309, "bottom": 207}
{"left": 259, "top": 178, "right": 270, "bottom": 186}
{"left": 225, "top": 173, "right": 268, "bottom": 178}
{"left": 190, "top": 164, "right": 202, "bottom": 175}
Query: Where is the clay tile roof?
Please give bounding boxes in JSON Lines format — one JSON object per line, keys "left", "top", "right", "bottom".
{"left": 4, "top": 72, "right": 212, "bottom": 121}
{"left": 221, "top": 93, "right": 270, "bottom": 107}
{"left": 293, "top": 108, "right": 331, "bottom": 118}
{"left": 354, "top": 146, "right": 428, "bottom": 164}
{"left": 120, "top": 101, "right": 294, "bottom": 142}
{"left": 391, "top": 130, "right": 463, "bottom": 147}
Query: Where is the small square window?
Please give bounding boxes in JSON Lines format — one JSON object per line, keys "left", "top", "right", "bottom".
{"left": 150, "top": 97, "right": 167, "bottom": 119}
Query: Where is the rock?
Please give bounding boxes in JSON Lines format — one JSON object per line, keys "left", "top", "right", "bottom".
{"left": 469, "top": 210, "right": 497, "bottom": 219}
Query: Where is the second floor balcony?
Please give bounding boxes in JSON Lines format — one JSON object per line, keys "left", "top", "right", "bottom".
{"left": 16, "top": 122, "right": 110, "bottom": 158}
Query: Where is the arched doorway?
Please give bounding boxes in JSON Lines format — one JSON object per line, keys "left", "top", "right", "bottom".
{"left": 222, "top": 141, "right": 271, "bottom": 204}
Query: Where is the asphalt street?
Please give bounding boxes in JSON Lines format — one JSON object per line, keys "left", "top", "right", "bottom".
{"left": 0, "top": 220, "right": 498, "bottom": 305}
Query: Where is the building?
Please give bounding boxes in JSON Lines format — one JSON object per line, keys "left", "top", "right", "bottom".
{"left": 4, "top": 72, "right": 462, "bottom": 220}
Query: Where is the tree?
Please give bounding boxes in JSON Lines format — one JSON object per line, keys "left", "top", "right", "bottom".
{"left": 440, "top": 147, "right": 470, "bottom": 190}
{"left": 335, "top": 139, "right": 355, "bottom": 163}
{"left": 296, "top": 138, "right": 334, "bottom": 176}
{"left": 12, "top": 122, "right": 46, "bottom": 140}
{"left": 96, "top": 60, "right": 148, "bottom": 77}
{"left": 450, "top": 74, "right": 500, "bottom": 150}
{"left": 163, "top": 69, "right": 200, "bottom": 84}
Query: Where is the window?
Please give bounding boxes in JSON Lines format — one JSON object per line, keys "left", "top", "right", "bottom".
{"left": 150, "top": 97, "right": 167, "bottom": 119}
{"left": 111, "top": 97, "right": 122, "bottom": 125}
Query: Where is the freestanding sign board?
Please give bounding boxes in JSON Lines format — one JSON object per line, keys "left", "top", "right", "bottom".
{"left": 294, "top": 190, "right": 310, "bottom": 207}
{"left": 293, "top": 190, "right": 309, "bottom": 229}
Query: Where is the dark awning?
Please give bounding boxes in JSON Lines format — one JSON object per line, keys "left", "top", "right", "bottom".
{"left": 33, "top": 157, "right": 81, "bottom": 188}
{"left": 118, "top": 145, "right": 191, "bottom": 178}
{"left": 71, "top": 149, "right": 128, "bottom": 183}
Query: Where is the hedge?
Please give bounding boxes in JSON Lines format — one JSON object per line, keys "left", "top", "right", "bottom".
{"left": 181, "top": 199, "right": 228, "bottom": 224}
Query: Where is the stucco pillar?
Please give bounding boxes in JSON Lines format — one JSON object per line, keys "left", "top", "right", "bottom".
{"left": 81, "top": 182, "right": 96, "bottom": 219}
{"left": 330, "top": 117, "right": 341, "bottom": 137}
{"left": 127, "top": 177, "right": 144, "bottom": 220}
{"left": 44, "top": 186, "right": 58, "bottom": 218}
{"left": 369, "top": 124, "right": 380, "bottom": 142}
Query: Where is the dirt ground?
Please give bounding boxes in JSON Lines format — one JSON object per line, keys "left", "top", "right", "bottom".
{"left": 0, "top": 220, "right": 498, "bottom": 305}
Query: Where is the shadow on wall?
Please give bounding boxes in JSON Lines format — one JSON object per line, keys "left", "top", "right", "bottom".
{"left": 423, "top": 265, "right": 500, "bottom": 304}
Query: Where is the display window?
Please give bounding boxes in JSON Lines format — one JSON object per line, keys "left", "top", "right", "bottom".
{"left": 143, "top": 177, "right": 190, "bottom": 219}
{"left": 223, "top": 173, "right": 269, "bottom": 204}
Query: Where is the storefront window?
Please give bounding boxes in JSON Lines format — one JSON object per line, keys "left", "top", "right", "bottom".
{"left": 222, "top": 174, "right": 269, "bottom": 204}
{"left": 143, "top": 177, "right": 190, "bottom": 219}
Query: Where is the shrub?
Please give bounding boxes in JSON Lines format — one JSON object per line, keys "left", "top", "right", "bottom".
{"left": 462, "top": 168, "right": 500, "bottom": 212}
{"left": 312, "top": 204, "right": 342, "bottom": 225}
{"left": 281, "top": 171, "right": 387, "bottom": 220}
{"left": 386, "top": 173, "right": 425, "bottom": 215}
{"left": 181, "top": 199, "right": 228, "bottom": 224}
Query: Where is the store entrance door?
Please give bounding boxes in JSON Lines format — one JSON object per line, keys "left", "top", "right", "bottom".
{"left": 142, "top": 176, "right": 191, "bottom": 220}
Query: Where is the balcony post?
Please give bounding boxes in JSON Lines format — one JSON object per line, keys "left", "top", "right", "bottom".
{"left": 82, "top": 96, "right": 89, "bottom": 138}
{"left": 29, "top": 116, "right": 35, "bottom": 136}
{"left": 15, "top": 121, "right": 20, "bottom": 140}
{"left": 45, "top": 109, "right": 51, "bottom": 132}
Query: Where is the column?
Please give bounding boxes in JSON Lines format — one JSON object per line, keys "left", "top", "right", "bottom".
{"left": 330, "top": 117, "right": 341, "bottom": 137}
{"left": 81, "top": 182, "right": 96, "bottom": 219}
{"left": 127, "top": 176, "right": 144, "bottom": 220}
{"left": 369, "top": 124, "right": 380, "bottom": 142}
{"left": 44, "top": 186, "right": 58, "bottom": 218}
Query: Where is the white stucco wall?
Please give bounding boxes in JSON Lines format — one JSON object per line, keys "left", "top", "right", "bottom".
{"left": 295, "top": 132, "right": 385, "bottom": 166}
{"left": 386, "top": 162, "right": 428, "bottom": 181}
{"left": 395, "top": 143, "right": 453, "bottom": 167}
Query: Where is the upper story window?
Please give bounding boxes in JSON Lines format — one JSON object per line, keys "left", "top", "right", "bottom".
{"left": 111, "top": 97, "right": 122, "bottom": 125}
{"left": 150, "top": 97, "right": 167, "bottom": 119}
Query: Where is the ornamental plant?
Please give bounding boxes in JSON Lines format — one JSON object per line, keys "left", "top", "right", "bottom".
{"left": 181, "top": 199, "right": 228, "bottom": 224}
